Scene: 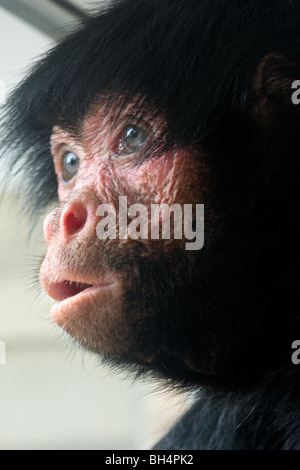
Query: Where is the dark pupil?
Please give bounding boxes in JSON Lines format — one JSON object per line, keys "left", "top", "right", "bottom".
{"left": 66, "top": 153, "right": 77, "bottom": 168}
{"left": 63, "top": 152, "right": 79, "bottom": 181}
{"left": 125, "top": 127, "right": 138, "bottom": 144}
{"left": 118, "top": 124, "right": 148, "bottom": 155}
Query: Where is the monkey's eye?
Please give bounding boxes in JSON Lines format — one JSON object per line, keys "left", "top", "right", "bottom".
{"left": 117, "top": 125, "right": 149, "bottom": 155}
{"left": 62, "top": 152, "right": 80, "bottom": 182}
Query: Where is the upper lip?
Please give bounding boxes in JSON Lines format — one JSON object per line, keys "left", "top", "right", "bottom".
{"left": 46, "top": 280, "right": 94, "bottom": 302}
{"left": 39, "top": 254, "right": 119, "bottom": 300}
{"left": 40, "top": 272, "right": 115, "bottom": 302}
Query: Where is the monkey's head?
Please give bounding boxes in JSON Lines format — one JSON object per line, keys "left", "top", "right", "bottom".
{"left": 2, "top": 0, "right": 300, "bottom": 390}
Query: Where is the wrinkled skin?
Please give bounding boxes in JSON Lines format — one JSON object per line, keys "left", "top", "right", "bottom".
{"left": 39, "top": 102, "right": 210, "bottom": 369}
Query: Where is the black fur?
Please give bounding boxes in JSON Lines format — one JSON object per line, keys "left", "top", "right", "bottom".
{"left": 1, "top": 0, "right": 300, "bottom": 450}
{"left": 155, "top": 374, "right": 300, "bottom": 450}
{"left": 2, "top": 0, "right": 300, "bottom": 212}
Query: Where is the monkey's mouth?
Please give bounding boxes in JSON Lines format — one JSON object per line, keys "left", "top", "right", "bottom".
{"left": 47, "top": 281, "right": 94, "bottom": 302}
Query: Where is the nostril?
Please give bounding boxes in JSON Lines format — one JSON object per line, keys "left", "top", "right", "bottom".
{"left": 62, "top": 205, "right": 88, "bottom": 236}
{"left": 66, "top": 212, "right": 85, "bottom": 233}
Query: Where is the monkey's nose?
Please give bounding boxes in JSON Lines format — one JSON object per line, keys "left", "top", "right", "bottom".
{"left": 61, "top": 204, "right": 88, "bottom": 237}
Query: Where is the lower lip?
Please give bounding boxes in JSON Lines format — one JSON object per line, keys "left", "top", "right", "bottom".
{"left": 50, "top": 283, "right": 116, "bottom": 323}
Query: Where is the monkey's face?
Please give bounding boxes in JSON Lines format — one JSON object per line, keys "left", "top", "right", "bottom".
{"left": 39, "top": 102, "right": 209, "bottom": 370}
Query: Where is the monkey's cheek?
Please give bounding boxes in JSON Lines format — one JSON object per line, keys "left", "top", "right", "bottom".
{"left": 50, "top": 283, "right": 132, "bottom": 355}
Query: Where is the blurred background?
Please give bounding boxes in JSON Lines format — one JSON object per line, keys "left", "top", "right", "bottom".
{"left": 0, "top": 0, "right": 189, "bottom": 450}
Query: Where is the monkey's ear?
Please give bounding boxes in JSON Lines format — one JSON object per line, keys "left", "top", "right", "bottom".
{"left": 253, "top": 52, "right": 300, "bottom": 122}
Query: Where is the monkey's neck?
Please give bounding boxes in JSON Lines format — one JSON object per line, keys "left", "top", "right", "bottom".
{"left": 154, "top": 371, "right": 300, "bottom": 450}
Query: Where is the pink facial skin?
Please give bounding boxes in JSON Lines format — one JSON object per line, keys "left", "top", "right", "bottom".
{"left": 39, "top": 102, "right": 208, "bottom": 358}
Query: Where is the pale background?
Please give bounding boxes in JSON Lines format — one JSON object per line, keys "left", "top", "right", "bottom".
{"left": 0, "top": 2, "right": 189, "bottom": 450}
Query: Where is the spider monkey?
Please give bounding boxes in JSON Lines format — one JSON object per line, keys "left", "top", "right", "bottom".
{"left": 2, "top": 0, "right": 300, "bottom": 450}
